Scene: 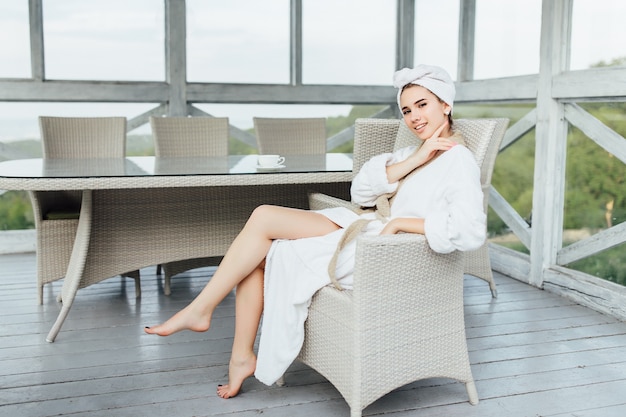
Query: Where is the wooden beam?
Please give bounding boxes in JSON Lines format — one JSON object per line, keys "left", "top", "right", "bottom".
{"left": 557, "top": 222, "right": 626, "bottom": 265}
{"left": 0, "top": 80, "right": 168, "bottom": 102}
{"left": 28, "top": 0, "right": 44, "bottom": 81}
{"left": 489, "top": 187, "right": 532, "bottom": 250}
{"left": 457, "top": 0, "right": 476, "bottom": 81}
{"left": 544, "top": 265, "right": 626, "bottom": 321}
{"left": 564, "top": 103, "right": 626, "bottom": 164}
{"left": 165, "top": 0, "right": 187, "bottom": 116}
{"left": 186, "top": 83, "right": 396, "bottom": 104}
{"left": 289, "top": 0, "right": 302, "bottom": 86}
{"left": 456, "top": 75, "right": 538, "bottom": 102}
{"left": 500, "top": 108, "right": 537, "bottom": 152}
{"left": 553, "top": 67, "right": 626, "bottom": 99}
{"left": 529, "top": 0, "right": 572, "bottom": 287}
{"left": 395, "top": 0, "right": 415, "bottom": 69}
{"left": 127, "top": 104, "right": 168, "bottom": 132}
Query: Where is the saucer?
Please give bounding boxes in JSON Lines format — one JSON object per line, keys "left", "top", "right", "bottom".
{"left": 256, "top": 164, "right": 286, "bottom": 171}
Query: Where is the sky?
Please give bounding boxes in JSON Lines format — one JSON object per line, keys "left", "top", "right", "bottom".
{"left": 0, "top": 0, "right": 625, "bottom": 142}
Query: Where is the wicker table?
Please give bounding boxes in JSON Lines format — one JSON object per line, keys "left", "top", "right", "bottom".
{"left": 0, "top": 154, "right": 353, "bottom": 342}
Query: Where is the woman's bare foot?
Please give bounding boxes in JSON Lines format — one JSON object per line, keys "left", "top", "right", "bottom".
{"left": 144, "top": 303, "right": 212, "bottom": 336}
{"left": 216, "top": 354, "right": 257, "bottom": 399}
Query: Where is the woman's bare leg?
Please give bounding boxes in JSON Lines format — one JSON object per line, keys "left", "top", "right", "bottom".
{"left": 217, "top": 265, "right": 264, "bottom": 399}
{"left": 145, "top": 205, "right": 340, "bottom": 336}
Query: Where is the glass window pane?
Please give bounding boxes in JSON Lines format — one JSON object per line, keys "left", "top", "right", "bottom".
{"left": 414, "top": 0, "right": 459, "bottom": 79}
{"left": 474, "top": 0, "right": 541, "bottom": 79}
{"left": 571, "top": 0, "right": 626, "bottom": 70}
{"left": 563, "top": 103, "right": 626, "bottom": 286}
{"left": 566, "top": 243, "right": 626, "bottom": 287}
{"left": 194, "top": 103, "right": 386, "bottom": 154}
{"left": 43, "top": 0, "right": 164, "bottom": 81}
{"left": 187, "top": 0, "right": 290, "bottom": 83}
{"left": 0, "top": 102, "right": 159, "bottom": 150}
{"left": 302, "top": 0, "right": 396, "bottom": 85}
{"left": 0, "top": 2, "right": 30, "bottom": 78}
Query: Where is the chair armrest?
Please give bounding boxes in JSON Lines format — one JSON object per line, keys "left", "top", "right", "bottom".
{"left": 351, "top": 234, "right": 464, "bottom": 319}
{"left": 308, "top": 191, "right": 359, "bottom": 212}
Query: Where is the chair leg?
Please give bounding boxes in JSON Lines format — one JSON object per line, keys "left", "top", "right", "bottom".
{"left": 156, "top": 264, "right": 162, "bottom": 275}
{"left": 122, "top": 270, "right": 141, "bottom": 298}
{"left": 134, "top": 277, "right": 141, "bottom": 298}
{"left": 490, "top": 284, "right": 498, "bottom": 298}
{"left": 164, "top": 274, "right": 171, "bottom": 296}
{"left": 38, "top": 284, "right": 44, "bottom": 305}
{"left": 466, "top": 380, "right": 479, "bottom": 405}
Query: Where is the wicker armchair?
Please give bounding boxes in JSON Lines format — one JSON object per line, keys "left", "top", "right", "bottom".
{"left": 294, "top": 117, "right": 511, "bottom": 415}
{"left": 309, "top": 117, "right": 509, "bottom": 297}
{"left": 298, "top": 233, "right": 477, "bottom": 417}
{"left": 150, "top": 116, "right": 229, "bottom": 295}
{"left": 253, "top": 117, "right": 327, "bottom": 155}
{"left": 31, "top": 116, "right": 140, "bottom": 304}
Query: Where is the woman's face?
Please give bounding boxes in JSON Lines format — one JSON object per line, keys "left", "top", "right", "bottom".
{"left": 399, "top": 84, "right": 452, "bottom": 140}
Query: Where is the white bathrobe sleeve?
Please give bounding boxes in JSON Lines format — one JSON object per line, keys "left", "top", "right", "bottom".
{"left": 423, "top": 146, "right": 486, "bottom": 253}
{"left": 350, "top": 146, "right": 416, "bottom": 207}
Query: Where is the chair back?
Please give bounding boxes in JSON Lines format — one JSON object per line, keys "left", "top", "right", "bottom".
{"left": 39, "top": 116, "right": 127, "bottom": 158}
{"left": 150, "top": 116, "right": 229, "bottom": 157}
{"left": 389, "top": 117, "right": 509, "bottom": 186}
{"left": 455, "top": 118, "right": 509, "bottom": 187}
{"left": 253, "top": 117, "right": 327, "bottom": 155}
{"left": 352, "top": 118, "right": 399, "bottom": 176}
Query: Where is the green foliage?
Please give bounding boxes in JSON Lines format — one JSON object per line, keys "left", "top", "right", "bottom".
{"left": 126, "top": 134, "right": 155, "bottom": 156}
{"left": 565, "top": 109, "right": 626, "bottom": 229}
{"left": 567, "top": 244, "right": 626, "bottom": 286}
{"left": 0, "top": 191, "right": 34, "bottom": 230}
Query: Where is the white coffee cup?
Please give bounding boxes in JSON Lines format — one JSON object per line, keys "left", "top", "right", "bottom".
{"left": 258, "top": 154, "right": 285, "bottom": 167}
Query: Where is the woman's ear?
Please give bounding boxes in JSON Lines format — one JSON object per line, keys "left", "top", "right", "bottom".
{"left": 443, "top": 103, "right": 451, "bottom": 116}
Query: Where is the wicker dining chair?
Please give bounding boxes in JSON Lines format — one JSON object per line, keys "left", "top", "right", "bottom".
{"left": 150, "top": 116, "right": 229, "bottom": 295}
{"left": 253, "top": 117, "right": 327, "bottom": 155}
{"left": 294, "top": 117, "right": 510, "bottom": 416}
{"left": 309, "top": 117, "right": 509, "bottom": 297}
{"left": 30, "top": 116, "right": 140, "bottom": 304}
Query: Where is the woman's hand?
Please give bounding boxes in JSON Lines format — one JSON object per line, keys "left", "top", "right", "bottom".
{"left": 386, "top": 120, "right": 456, "bottom": 184}
{"left": 409, "top": 120, "right": 456, "bottom": 167}
{"left": 380, "top": 217, "right": 425, "bottom": 235}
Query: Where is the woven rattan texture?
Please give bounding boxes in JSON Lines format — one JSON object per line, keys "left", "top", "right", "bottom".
{"left": 150, "top": 116, "right": 229, "bottom": 158}
{"left": 150, "top": 116, "right": 230, "bottom": 294}
{"left": 298, "top": 234, "right": 476, "bottom": 416}
{"left": 253, "top": 117, "right": 327, "bottom": 155}
{"left": 31, "top": 117, "right": 137, "bottom": 304}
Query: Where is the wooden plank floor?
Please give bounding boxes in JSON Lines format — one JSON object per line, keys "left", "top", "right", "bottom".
{"left": 1, "top": 252, "right": 626, "bottom": 417}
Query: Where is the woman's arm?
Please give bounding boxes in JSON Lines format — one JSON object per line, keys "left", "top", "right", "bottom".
{"left": 351, "top": 123, "right": 455, "bottom": 206}
{"left": 385, "top": 121, "right": 455, "bottom": 183}
{"left": 380, "top": 217, "right": 425, "bottom": 235}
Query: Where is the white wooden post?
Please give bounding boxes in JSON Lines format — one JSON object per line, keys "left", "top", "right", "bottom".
{"left": 165, "top": 0, "right": 187, "bottom": 117}
{"left": 530, "top": 0, "right": 573, "bottom": 287}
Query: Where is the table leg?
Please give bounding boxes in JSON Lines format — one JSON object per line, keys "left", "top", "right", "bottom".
{"left": 46, "top": 190, "right": 93, "bottom": 342}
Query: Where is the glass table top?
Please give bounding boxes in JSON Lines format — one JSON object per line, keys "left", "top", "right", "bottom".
{"left": 0, "top": 154, "right": 353, "bottom": 179}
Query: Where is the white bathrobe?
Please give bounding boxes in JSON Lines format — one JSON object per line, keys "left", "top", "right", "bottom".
{"left": 254, "top": 143, "right": 486, "bottom": 385}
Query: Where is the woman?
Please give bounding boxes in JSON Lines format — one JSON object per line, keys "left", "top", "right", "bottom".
{"left": 145, "top": 64, "right": 486, "bottom": 398}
